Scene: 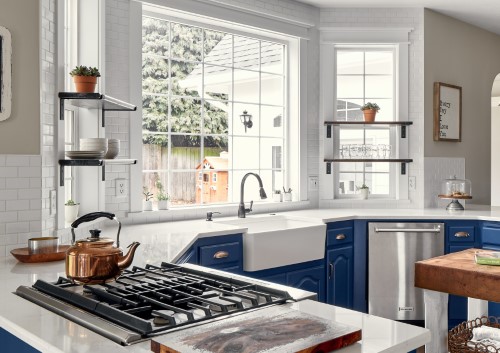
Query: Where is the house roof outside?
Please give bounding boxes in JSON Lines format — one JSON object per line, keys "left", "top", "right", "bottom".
{"left": 196, "top": 152, "right": 229, "bottom": 170}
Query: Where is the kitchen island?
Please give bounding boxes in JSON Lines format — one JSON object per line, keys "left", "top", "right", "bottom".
{"left": 0, "top": 248, "right": 429, "bottom": 352}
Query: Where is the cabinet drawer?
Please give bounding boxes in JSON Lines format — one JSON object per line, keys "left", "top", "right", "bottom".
{"left": 483, "top": 226, "right": 500, "bottom": 246}
{"left": 327, "top": 227, "right": 353, "bottom": 247}
{"left": 448, "top": 226, "right": 475, "bottom": 243}
{"left": 199, "top": 242, "right": 241, "bottom": 267}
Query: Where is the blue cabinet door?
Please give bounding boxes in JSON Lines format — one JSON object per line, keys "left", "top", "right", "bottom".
{"left": 326, "top": 245, "right": 354, "bottom": 309}
{"left": 286, "top": 265, "right": 325, "bottom": 302}
{"left": 0, "top": 327, "right": 40, "bottom": 353}
{"left": 481, "top": 223, "right": 500, "bottom": 317}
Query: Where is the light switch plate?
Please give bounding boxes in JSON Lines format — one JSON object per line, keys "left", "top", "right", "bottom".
{"left": 409, "top": 176, "right": 416, "bottom": 191}
{"left": 308, "top": 176, "right": 319, "bottom": 191}
{"left": 116, "top": 179, "right": 128, "bottom": 198}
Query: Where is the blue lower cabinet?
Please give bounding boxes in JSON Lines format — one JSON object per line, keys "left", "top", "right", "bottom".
{"left": 175, "top": 234, "right": 243, "bottom": 274}
{"left": 243, "top": 260, "right": 325, "bottom": 302}
{"left": 286, "top": 266, "right": 326, "bottom": 303}
{"left": 0, "top": 327, "right": 40, "bottom": 353}
{"left": 326, "top": 245, "right": 354, "bottom": 309}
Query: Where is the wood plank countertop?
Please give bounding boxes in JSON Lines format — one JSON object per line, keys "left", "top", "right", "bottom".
{"left": 415, "top": 248, "right": 500, "bottom": 302}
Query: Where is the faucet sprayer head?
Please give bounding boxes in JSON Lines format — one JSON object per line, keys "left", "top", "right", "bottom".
{"left": 259, "top": 187, "right": 267, "bottom": 199}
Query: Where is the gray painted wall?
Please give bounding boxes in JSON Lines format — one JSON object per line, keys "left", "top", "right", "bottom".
{"left": 424, "top": 9, "right": 500, "bottom": 205}
{"left": 0, "top": 0, "right": 40, "bottom": 155}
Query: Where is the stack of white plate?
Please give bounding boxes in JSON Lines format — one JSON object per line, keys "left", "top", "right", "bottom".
{"left": 105, "top": 139, "right": 120, "bottom": 159}
{"left": 80, "top": 138, "right": 108, "bottom": 154}
{"left": 66, "top": 150, "right": 106, "bottom": 159}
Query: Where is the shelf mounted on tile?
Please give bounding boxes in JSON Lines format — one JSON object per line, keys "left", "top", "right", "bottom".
{"left": 58, "top": 92, "right": 137, "bottom": 127}
{"left": 58, "top": 159, "right": 137, "bottom": 186}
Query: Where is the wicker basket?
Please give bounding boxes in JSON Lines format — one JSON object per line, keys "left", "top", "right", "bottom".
{"left": 449, "top": 316, "right": 500, "bottom": 353}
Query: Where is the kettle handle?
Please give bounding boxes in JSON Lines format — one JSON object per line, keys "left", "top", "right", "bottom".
{"left": 70, "top": 212, "right": 121, "bottom": 246}
{"left": 71, "top": 212, "right": 116, "bottom": 228}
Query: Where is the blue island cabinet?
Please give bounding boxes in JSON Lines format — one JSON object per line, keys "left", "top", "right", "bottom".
{"left": 0, "top": 327, "right": 40, "bottom": 353}
{"left": 325, "top": 221, "right": 354, "bottom": 310}
{"left": 481, "top": 222, "right": 500, "bottom": 317}
{"left": 445, "top": 220, "right": 480, "bottom": 330}
{"left": 175, "top": 234, "right": 243, "bottom": 274}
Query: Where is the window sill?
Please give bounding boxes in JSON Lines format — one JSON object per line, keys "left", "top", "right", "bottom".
{"left": 124, "top": 200, "right": 312, "bottom": 225}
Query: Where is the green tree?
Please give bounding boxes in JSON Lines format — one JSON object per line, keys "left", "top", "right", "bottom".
{"left": 142, "top": 18, "right": 228, "bottom": 148}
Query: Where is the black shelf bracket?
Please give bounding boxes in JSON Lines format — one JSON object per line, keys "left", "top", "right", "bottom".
{"left": 401, "top": 162, "right": 407, "bottom": 175}
{"left": 401, "top": 126, "right": 407, "bottom": 138}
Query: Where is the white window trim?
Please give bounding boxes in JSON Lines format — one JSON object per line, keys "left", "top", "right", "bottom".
{"left": 129, "top": 1, "right": 308, "bottom": 213}
{"left": 319, "top": 27, "right": 412, "bottom": 202}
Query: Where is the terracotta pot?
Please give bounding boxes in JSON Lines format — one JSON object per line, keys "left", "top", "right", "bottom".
{"left": 363, "top": 109, "right": 377, "bottom": 122}
{"left": 73, "top": 76, "right": 97, "bottom": 93}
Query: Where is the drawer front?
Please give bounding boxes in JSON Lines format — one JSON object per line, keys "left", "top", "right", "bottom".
{"left": 327, "top": 227, "right": 353, "bottom": 247}
{"left": 199, "top": 242, "right": 241, "bottom": 267}
{"left": 448, "top": 226, "right": 475, "bottom": 243}
{"left": 482, "top": 226, "right": 500, "bottom": 246}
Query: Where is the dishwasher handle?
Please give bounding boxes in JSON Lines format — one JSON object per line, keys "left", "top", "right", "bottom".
{"left": 374, "top": 227, "right": 441, "bottom": 233}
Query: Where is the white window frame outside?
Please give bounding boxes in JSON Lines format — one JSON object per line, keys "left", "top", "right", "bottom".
{"left": 129, "top": 1, "right": 309, "bottom": 212}
{"left": 320, "top": 27, "right": 411, "bottom": 202}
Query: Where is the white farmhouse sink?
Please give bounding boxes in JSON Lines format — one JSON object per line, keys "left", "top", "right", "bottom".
{"left": 216, "top": 215, "right": 326, "bottom": 271}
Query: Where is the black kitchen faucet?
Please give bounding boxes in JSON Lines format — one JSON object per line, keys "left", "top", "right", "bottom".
{"left": 238, "top": 172, "right": 267, "bottom": 218}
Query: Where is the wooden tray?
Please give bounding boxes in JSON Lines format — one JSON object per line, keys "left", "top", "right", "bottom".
{"left": 151, "top": 305, "right": 361, "bottom": 353}
{"left": 10, "top": 245, "right": 70, "bottom": 263}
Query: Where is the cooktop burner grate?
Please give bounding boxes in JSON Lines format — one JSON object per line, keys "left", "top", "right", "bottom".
{"left": 19, "top": 263, "right": 293, "bottom": 342}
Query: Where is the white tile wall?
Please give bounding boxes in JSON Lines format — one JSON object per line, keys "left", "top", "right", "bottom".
{"left": 319, "top": 8, "right": 425, "bottom": 209}
{"left": 424, "top": 157, "right": 465, "bottom": 208}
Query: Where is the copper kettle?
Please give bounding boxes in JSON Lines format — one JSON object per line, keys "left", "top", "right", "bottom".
{"left": 65, "top": 212, "right": 140, "bottom": 284}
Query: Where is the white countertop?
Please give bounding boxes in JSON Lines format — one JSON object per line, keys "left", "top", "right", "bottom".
{"left": 5, "top": 206, "right": 496, "bottom": 352}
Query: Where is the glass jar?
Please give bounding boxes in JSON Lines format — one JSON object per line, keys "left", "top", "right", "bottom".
{"left": 440, "top": 176, "right": 472, "bottom": 198}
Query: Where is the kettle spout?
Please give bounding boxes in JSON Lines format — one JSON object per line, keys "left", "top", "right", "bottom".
{"left": 117, "top": 242, "right": 140, "bottom": 270}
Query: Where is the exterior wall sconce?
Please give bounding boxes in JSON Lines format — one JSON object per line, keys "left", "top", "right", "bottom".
{"left": 240, "top": 110, "right": 253, "bottom": 132}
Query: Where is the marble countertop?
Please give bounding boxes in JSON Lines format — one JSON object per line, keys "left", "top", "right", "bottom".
{"left": 5, "top": 206, "right": 498, "bottom": 352}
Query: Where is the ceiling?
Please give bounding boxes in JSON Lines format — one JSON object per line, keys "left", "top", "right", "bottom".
{"left": 296, "top": 0, "right": 500, "bottom": 36}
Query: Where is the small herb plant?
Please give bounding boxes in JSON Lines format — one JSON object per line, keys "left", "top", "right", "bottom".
{"left": 282, "top": 187, "right": 292, "bottom": 194}
{"left": 360, "top": 102, "right": 380, "bottom": 111}
{"left": 143, "top": 187, "right": 154, "bottom": 201}
{"left": 69, "top": 65, "right": 101, "bottom": 77}
{"left": 356, "top": 184, "right": 369, "bottom": 190}
{"left": 65, "top": 199, "right": 78, "bottom": 206}
{"left": 155, "top": 180, "right": 170, "bottom": 201}
{"left": 274, "top": 190, "right": 281, "bottom": 194}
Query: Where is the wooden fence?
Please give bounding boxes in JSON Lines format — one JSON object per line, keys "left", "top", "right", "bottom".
{"left": 142, "top": 145, "right": 224, "bottom": 204}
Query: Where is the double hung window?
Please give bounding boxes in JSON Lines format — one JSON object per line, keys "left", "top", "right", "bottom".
{"left": 334, "top": 47, "right": 397, "bottom": 198}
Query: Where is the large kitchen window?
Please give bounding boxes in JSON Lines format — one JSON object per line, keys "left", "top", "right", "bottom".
{"left": 141, "top": 15, "right": 287, "bottom": 207}
{"left": 334, "top": 47, "right": 397, "bottom": 198}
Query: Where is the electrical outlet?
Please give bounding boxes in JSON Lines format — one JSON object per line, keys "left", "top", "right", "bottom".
{"left": 50, "top": 190, "right": 56, "bottom": 215}
{"left": 308, "top": 176, "right": 319, "bottom": 191}
{"left": 115, "top": 179, "right": 128, "bottom": 198}
{"left": 409, "top": 176, "right": 416, "bottom": 191}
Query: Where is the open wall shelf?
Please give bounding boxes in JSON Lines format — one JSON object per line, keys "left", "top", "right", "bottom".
{"left": 58, "top": 159, "right": 137, "bottom": 186}
{"left": 324, "top": 121, "right": 413, "bottom": 126}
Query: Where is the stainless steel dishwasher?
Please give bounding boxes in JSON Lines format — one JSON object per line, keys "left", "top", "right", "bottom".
{"left": 368, "top": 222, "right": 444, "bottom": 321}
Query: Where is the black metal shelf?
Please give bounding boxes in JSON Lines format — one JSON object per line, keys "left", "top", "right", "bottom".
{"left": 324, "top": 158, "right": 413, "bottom": 175}
{"left": 58, "top": 92, "right": 137, "bottom": 127}
{"left": 58, "top": 159, "right": 137, "bottom": 186}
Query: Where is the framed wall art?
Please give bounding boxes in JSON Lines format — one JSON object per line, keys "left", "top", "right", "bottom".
{"left": 433, "top": 82, "right": 462, "bottom": 142}
{"left": 0, "top": 25, "right": 12, "bottom": 121}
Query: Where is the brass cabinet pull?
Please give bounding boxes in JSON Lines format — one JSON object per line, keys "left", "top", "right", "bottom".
{"left": 213, "top": 251, "right": 229, "bottom": 259}
{"left": 336, "top": 234, "right": 346, "bottom": 240}
{"left": 454, "top": 231, "right": 470, "bottom": 238}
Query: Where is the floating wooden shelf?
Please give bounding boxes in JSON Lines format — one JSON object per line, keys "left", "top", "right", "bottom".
{"left": 324, "top": 121, "right": 413, "bottom": 126}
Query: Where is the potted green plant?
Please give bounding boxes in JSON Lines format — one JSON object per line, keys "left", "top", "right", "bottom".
{"left": 155, "top": 180, "right": 170, "bottom": 210}
{"left": 64, "top": 199, "right": 80, "bottom": 224}
{"left": 272, "top": 190, "right": 282, "bottom": 202}
{"left": 360, "top": 102, "right": 380, "bottom": 122}
{"left": 356, "top": 184, "right": 370, "bottom": 200}
{"left": 69, "top": 65, "right": 101, "bottom": 93}
{"left": 143, "top": 187, "right": 154, "bottom": 211}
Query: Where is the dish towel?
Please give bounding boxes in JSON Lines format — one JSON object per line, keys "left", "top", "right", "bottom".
{"left": 468, "top": 326, "right": 500, "bottom": 352}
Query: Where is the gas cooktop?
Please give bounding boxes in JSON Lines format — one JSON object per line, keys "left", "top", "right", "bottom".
{"left": 16, "top": 263, "right": 298, "bottom": 345}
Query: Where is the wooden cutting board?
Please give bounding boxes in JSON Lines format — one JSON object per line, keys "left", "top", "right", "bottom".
{"left": 150, "top": 305, "right": 361, "bottom": 353}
